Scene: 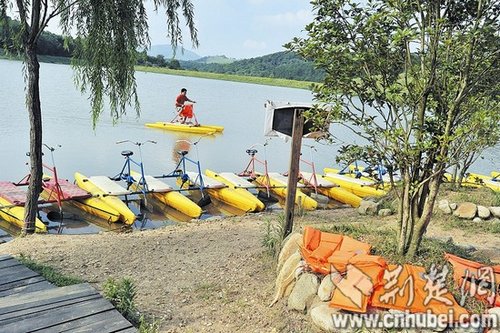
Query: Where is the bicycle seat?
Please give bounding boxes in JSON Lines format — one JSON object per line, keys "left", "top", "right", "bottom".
{"left": 178, "top": 150, "right": 189, "bottom": 156}
{"left": 121, "top": 150, "right": 133, "bottom": 157}
{"left": 246, "top": 149, "right": 258, "bottom": 156}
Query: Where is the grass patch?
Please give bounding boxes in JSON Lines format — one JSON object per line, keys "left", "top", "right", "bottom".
{"left": 135, "top": 66, "right": 314, "bottom": 90}
{"left": 439, "top": 185, "right": 500, "bottom": 207}
{"left": 103, "top": 277, "right": 160, "bottom": 332}
{"left": 262, "top": 214, "right": 285, "bottom": 258}
{"left": 441, "top": 216, "right": 500, "bottom": 234}
{"left": 18, "top": 254, "right": 83, "bottom": 286}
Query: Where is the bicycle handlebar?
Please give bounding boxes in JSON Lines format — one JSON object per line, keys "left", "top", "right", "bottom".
{"left": 116, "top": 140, "right": 157, "bottom": 146}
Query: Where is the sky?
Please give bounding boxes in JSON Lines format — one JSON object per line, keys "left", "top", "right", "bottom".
{"left": 146, "top": 0, "right": 314, "bottom": 59}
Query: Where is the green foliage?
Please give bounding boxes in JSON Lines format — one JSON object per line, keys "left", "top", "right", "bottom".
{"left": 289, "top": 0, "right": 500, "bottom": 257}
{"left": 182, "top": 51, "right": 324, "bottom": 82}
{"left": 262, "top": 214, "right": 285, "bottom": 258}
{"left": 18, "top": 254, "right": 83, "bottom": 286}
{"left": 103, "top": 277, "right": 160, "bottom": 331}
{"left": 103, "top": 277, "right": 137, "bottom": 321}
{"left": 136, "top": 65, "right": 314, "bottom": 90}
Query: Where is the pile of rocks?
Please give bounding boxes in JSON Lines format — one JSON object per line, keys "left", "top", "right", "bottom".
{"left": 272, "top": 232, "right": 500, "bottom": 333}
{"left": 438, "top": 200, "right": 500, "bottom": 222}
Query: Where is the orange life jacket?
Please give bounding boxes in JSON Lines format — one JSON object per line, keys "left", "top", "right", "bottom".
{"left": 300, "top": 226, "right": 372, "bottom": 274}
{"left": 445, "top": 253, "right": 500, "bottom": 307}
{"left": 329, "top": 254, "right": 388, "bottom": 312}
{"left": 180, "top": 104, "right": 194, "bottom": 118}
{"left": 371, "top": 264, "right": 469, "bottom": 321}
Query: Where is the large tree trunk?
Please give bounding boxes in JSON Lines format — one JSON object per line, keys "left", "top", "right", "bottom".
{"left": 22, "top": 45, "right": 43, "bottom": 235}
{"left": 407, "top": 176, "right": 441, "bottom": 258}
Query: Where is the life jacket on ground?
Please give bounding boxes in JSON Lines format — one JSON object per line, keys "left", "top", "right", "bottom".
{"left": 445, "top": 253, "right": 500, "bottom": 307}
{"left": 371, "top": 264, "right": 469, "bottom": 322}
{"left": 329, "top": 254, "right": 388, "bottom": 312}
{"left": 300, "top": 226, "right": 372, "bottom": 275}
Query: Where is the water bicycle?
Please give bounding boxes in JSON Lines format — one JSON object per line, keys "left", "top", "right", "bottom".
{"left": 145, "top": 103, "right": 224, "bottom": 135}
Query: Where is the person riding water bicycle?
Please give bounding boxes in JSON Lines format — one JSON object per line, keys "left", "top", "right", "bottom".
{"left": 175, "top": 88, "right": 197, "bottom": 125}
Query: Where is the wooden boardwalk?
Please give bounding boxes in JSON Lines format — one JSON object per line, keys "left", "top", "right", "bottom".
{"left": 0, "top": 254, "right": 137, "bottom": 332}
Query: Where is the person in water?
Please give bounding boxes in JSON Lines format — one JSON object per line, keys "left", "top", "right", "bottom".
{"left": 175, "top": 88, "right": 196, "bottom": 124}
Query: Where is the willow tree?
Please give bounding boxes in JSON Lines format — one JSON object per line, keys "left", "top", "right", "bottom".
{"left": 0, "top": 0, "right": 198, "bottom": 235}
{"left": 288, "top": 0, "right": 500, "bottom": 258}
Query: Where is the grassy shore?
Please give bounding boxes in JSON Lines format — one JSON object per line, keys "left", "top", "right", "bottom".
{"left": 1, "top": 53, "right": 315, "bottom": 90}
{"left": 135, "top": 66, "right": 315, "bottom": 90}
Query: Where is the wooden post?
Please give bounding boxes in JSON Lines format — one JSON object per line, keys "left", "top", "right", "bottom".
{"left": 283, "top": 108, "right": 304, "bottom": 239}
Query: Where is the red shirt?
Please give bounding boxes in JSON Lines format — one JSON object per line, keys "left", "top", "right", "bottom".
{"left": 175, "top": 94, "right": 189, "bottom": 107}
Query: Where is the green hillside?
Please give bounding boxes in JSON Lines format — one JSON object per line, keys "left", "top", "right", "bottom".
{"left": 1, "top": 16, "right": 322, "bottom": 83}
{"left": 181, "top": 52, "right": 324, "bottom": 82}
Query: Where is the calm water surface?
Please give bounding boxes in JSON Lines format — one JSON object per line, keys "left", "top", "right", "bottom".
{"left": 0, "top": 59, "right": 498, "bottom": 235}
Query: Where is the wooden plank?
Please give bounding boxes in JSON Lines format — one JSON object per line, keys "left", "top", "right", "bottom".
{"left": 0, "top": 297, "right": 114, "bottom": 332}
{"left": 0, "top": 294, "right": 101, "bottom": 323}
{"left": 0, "top": 275, "right": 48, "bottom": 293}
{"left": 0, "top": 254, "right": 13, "bottom": 261}
{"left": 0, "top": 257, "right": 21, "bottom": 269}
{"left": 39, "top": 309, "right": 134, "bottom": 332}
{"left": 116, "top": 327, "right": 139, "bottom": 333}
{"left": 0, "top": 279, "right": 54, "bottom": 297}
{"left": 0, "top": 283, "right": 97, "bottom": 316}
{"left": 0, "top": 265, "right": 40, "bottom": 286}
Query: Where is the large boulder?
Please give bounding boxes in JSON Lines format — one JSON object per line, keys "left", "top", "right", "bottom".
{"left": 318, "top": 274, "right": 336, "bottom": 301}
{"left": 310, "top": 303, "right": 340, "bottom": 332}
{"left": 287, "top": 273, "right": 319, "bottom": 312}
{"left": 438, "top": 199, "right": 452, "bottom": 214}
{"left": 490, "top": 207, "right": 500, "bottom": 218}
{"left": 358, "top": 200, "right": 379, "bottom": 215}
{"left": 453, "top": 202, "right": 477, "bottom": 219}
{"left": 477, "top": 205, "right": 491, "bottom": 219}
{"left": 378, "top": 208, "right": 393, "bottom": 217}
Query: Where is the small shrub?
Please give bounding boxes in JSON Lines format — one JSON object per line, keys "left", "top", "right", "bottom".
{"left": 103, "top": 277, "right": 161, "bottom": 332}
{"left": 262, "top": 214, "right": 285, "bottom": 258}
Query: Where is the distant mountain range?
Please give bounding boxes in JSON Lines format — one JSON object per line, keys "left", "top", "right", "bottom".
{"left": 148, "top": 44, "right": 202, "bottom": 61}
{"left": 147, "top": 44, "right": 237, "bottom": 64}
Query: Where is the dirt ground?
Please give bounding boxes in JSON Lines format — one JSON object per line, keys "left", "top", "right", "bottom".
{"left": 0, "top": 208, "right": 499, "bottom": 333}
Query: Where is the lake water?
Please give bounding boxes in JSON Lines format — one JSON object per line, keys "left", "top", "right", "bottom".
{"left": 0, "top": 58, "right": 498, "bottom": 234}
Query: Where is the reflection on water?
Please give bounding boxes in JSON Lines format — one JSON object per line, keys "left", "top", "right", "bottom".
{"left": 1, "top": 59, "right": 498, "bottom": 238}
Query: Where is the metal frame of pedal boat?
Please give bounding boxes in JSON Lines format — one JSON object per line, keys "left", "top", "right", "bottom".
{"left": 109, "top": 140, "right": 157, "bottom": 210}
{"left": 238, "top": 148, "right": 272, "bottom": 198}
{"left": 17, "top": 144, "right": 91, "bottom": 231}
{"left": 157, "top": 137, "right": 211, "bottom": 206}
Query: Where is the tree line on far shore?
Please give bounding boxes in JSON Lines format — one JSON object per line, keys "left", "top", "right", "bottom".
{"left": 0, "top": 16, "right": 323, "bottom": 83}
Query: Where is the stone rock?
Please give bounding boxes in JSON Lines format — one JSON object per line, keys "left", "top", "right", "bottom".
{"left": 287, "top": 273, "right": 319, "bottom": 312}
{"left": 490, "top": 207, "right": 500, "bottom": 218}
{"left": 477, "top": 205, "right": 491, "bottom": 219}
{"left": 310, "top": 303, "right": 340, "bottom": 332}
{"left": 438, "top": 199, "right": 452, "bottom": 214}
{"left": 453, "top": 202, "right": 477, "bottom": 219}
{"left": 378, "top": 208, "right": 393, "bottom": 217}
{"left": 277, "top": 232, "right": 303, "bottom": 273}
{"left": 450, "top": 202, "right": 458, "bottom": 210}
{"left": 318, "top": 274, "right": 336, "bottom": 301}
{"left": 473, "top": 217, "right": 482, "bottom": 223}
{"left": 358, "top": 200, "right": 379, "bottom": 216}
{"left": 309, "top": 297, "right": 326, "bottom": 311}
